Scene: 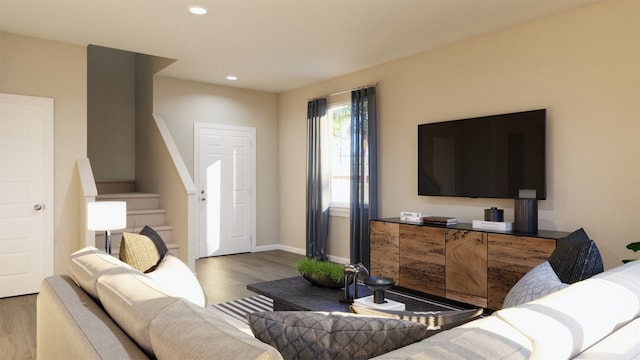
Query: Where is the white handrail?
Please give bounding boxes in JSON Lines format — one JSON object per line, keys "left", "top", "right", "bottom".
{"left": 76, "top": 158, "right": 98, "bottom": 248}
{"left": 150, "top": 113, "right": 197, "bottom": 270}
{"left": 152, "top": 113, "right": 197, "bottom": 195}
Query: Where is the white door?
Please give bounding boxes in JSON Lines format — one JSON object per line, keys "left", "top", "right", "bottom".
{"left": 0, "top": 93, "right": 54, "bottom": 298}
{"left": 195, "top": 124, "right": 255, "bottom": 257}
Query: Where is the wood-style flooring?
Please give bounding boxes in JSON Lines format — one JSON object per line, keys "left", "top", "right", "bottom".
{"left": 0, "top": 293, "right": 37, "bottom": 360}
{"left": 0, "top": 250, "right": 304, "bottom": 360}
{"left": 196, "top": 250, "right": 304, "bottom": 304}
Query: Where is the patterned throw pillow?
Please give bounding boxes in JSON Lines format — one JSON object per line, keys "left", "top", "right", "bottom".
{"left": 502, "top": 261, "right": 569, "bottom": 308}
{"left": 548, "top": 228, "right": 604, "bottom": 284}
{"left": 119, "top": 232, "right": 162, "bottom": 273}
{"left": 247, "top": 311, "right": 431, "bottom": 360}
{"left": 119, "top": 226, "right": 169, "bottom": 273}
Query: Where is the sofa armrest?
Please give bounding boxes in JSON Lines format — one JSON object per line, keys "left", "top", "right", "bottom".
{"left": 37, "top": 275, "right": 148, "bottom": 359}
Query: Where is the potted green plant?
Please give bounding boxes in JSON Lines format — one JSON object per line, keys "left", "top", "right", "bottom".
{"left": 623, "top": 241, "right": 640, "bottom": 263}
{"left": 296, "top": 257, "right": 346, "bottom": 288}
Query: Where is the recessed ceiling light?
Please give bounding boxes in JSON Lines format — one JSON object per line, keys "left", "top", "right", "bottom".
{"left": 188, "top": 5, "right": 207, "bottom": 15}
{"left": 226, "top": 76, "right": 238, "bottom": 81}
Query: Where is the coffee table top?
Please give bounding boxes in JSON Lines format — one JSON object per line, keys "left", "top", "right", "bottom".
{"left": 247, "top": 276, "right": 462, "bottom": 312}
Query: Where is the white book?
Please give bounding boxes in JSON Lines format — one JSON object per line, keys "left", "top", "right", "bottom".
{"left": 400, "top": 211, "right": 428, "bottom": 218}
{"left": 472, "top": 220, "right": 513, "bottom": 231}
{"left": 400, "top": 215, "right": 423, "bottom": 222}
{"left": 354, "top": 295, "right": 406, "bottom": 311}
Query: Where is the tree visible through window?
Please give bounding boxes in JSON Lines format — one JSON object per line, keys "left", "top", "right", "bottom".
{"left": 329, "top": 103, "right": 350, "bottom": 205}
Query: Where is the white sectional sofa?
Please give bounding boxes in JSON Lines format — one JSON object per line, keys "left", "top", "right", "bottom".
{"left": 374, "top": 258, "right": 640, "bottom": 359}
{"left": 37, "top": 247, "right": 283, "bottom": 359}
{"left": 36, "top": 246, "right": 640, "bottom": 359}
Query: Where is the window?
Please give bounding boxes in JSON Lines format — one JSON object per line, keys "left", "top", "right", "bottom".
{"left": 329, "top": 102, "right": 351, "bottom": 215}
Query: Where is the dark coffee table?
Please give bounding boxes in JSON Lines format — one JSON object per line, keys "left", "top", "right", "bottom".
{"left": 247, "top": 276, "right": 463, "bottom": 312}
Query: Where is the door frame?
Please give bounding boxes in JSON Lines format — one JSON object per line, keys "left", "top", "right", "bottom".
{"left": 0, "top": 93, "right": 54, "bottom": 293}
{"left": 193, "top": 122, "right": 256, "bottom": 257}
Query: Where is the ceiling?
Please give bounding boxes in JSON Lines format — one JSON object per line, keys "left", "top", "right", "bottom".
{"left": 1, "top": 0, "right": 599, "bottom": 93}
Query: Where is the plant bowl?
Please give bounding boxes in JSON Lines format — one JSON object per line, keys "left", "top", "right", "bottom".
{"left": 302, "top": 273, "right": 345, "bottom": 288}
{"left": 297, "top": 257, "right": 348, "bottom": 288}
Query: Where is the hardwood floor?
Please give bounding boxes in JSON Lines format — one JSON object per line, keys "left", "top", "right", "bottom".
{"left": 0, "top": 250, "right": 304, "bottom": 360}
{"left": 0, "top": 293, "right": 37, "bottom": 360}
{"left": 196, "top": 250, "right": 304, "bottom": 304}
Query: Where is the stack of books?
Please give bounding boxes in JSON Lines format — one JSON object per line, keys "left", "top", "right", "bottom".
{"left": 400, "top": 211, "right": 428, "bottom": 223}
{"left": 472, "top": 220, "right": 513, "bottom": 231}
{"left": 422, "top": 216, "right": 458, "bottom": 226}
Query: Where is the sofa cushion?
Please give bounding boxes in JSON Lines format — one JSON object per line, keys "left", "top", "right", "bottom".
{"left": 573, "top": 317, "right": 640, "bottom": 359}
{"left": 37, "top": 275, "right": 148, "bottom": 360}
{"left": 247, "top": 311, "right": 431, "bottom": 360}
{"left": 149, "top": 300, "right": 282, "bottom": 360}
{"left": 68, "top": 246, "right": 132, "bottom": 300}
{"left": 96, "top": 267, "right": 182, "bottom": 357}
{"left": 503, "top": 261, "right": 569, "bottom": 308}
{"left": 120, "top": 232, "right": 163, "bottom": 273}
{"left": 548, "top": 228, "right": 603, "bottom": 284}
{"left": 373, "top": 316, "right": 532, "bottom": 359}
{"left": 146, "top": 254, "right": 207, "bottom": 307}
{"left": 496, "top": 260, "right": 640, "bottom": 359}
{"left": 350, "top": 305, "right": 483, "bottom": 330}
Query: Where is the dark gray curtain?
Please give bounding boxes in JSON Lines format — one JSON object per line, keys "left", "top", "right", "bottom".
{"left": 306, "top": 98, "right": 329, "bottom": 261}
{"left": 350, "top": 87, "right": 378, "bottom": 269}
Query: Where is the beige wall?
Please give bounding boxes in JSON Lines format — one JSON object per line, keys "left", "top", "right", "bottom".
{"left": 87, "top": 45, "right": 136, "bottom": 181}
{"left": 153, "top": 77, "right": 281, "bottom": 248}
{"left": 279, "top": 0, "right": 640, "bottom": 269}
{"left": 0, "top": 33, "right": 87, "bottom": 274}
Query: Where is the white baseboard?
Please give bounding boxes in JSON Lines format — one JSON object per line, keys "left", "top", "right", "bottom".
{"left": 252, "top": 244, "right": 349, "bottom": 265}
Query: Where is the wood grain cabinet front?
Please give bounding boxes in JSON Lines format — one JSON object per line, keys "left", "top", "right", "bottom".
{"left": 445, "top": 230, "right": 488, "bottom": 308}
{"left": 370, "top": 219, "right": 566, "bottom": 310}
{"left": 399, "top": 225, "right": 446, "bottom": 297}
{"left": 487, "top": 233, "right": 556, "bottom": 309}
{"left": 370, "top": 221, "right": 400, "bottom": 282}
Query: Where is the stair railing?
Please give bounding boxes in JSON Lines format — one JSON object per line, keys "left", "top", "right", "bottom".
{"left": 135, "top": 113, "right": 196, "bottom": 270}
{"left": 76, "top": 157, "right": 98, "bottom": 249}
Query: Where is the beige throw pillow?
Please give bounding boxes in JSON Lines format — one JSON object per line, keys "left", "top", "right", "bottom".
{"left": 120, "top": 232, "right": 161, "bottom": 273}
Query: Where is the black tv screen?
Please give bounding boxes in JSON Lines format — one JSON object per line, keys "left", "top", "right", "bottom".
{"left": 418, "top": 109, "right": 546, "bottom": 200}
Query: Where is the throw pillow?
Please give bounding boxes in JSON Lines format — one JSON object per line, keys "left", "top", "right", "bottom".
{"left": 139, "top": 225, "right": 169, "bottom": 259}
{"left": 247, "top": 311, "right": 431, "bottom": 360}
{"left": 502, "top": 260, "right": 569, "bottom": 308}
{"left": 548, "top": 228, "right": 604, "bottom": 284}
{"left": 119, "top": 232, "right": 162, "bottom": 273}
{"left": 349, "top": 305, "right": 483, "bottom": 330}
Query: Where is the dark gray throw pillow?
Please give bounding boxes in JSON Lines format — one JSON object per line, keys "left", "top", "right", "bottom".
{"left": 140, "top": 226, "right": 168, "bottom": 255}
{"left": 548, "top": 228, "right": 604, "bottom": 284}
{"left": 247, "top": 311, "right": 431, "bottom": 360}
{"left": 139, "top": 225, "right": 169, "bottom": 271}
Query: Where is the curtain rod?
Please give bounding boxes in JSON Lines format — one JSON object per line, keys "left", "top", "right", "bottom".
{"left": 307, "top": 82, "right": 378, "bottom": 101}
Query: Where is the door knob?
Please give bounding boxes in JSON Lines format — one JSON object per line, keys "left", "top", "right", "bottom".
{"left": 34, "top": 204, "right": 43, "bottom": 211}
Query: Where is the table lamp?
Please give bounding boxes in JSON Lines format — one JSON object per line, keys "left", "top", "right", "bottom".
{"left": 87, "top": 201, "right": 127, "bottom": 254}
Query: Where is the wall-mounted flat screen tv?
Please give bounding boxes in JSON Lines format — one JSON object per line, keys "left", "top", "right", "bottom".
{"left": 418, "top": 109, "right": 546, "bottom": 200}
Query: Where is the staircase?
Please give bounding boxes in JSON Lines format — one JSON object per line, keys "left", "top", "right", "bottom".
{"left": 93, "top": 182, "right": 179, "bottom": 257}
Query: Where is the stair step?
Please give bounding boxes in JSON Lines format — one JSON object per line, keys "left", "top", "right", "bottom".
{"left": 96, "top": 180, "right": 136, "bottom": 194}
{"left": 97, "top": 193, "right": 160, "bottom": 210}
{"left": 108, "top": 241, "right": 180, "bottom": 259}
{"left": 127, "top": 209, "right": 166, "bottom": 228}
{"left": 93, "top": 191, "right": 178, "bottom": 257}
{"left": 95, "top": 225, "right": 173, "bottom": 244}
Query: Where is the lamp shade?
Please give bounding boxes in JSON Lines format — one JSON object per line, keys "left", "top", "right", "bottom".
{"left": 87, "top": 201, "right": 127, "bottom": 231}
